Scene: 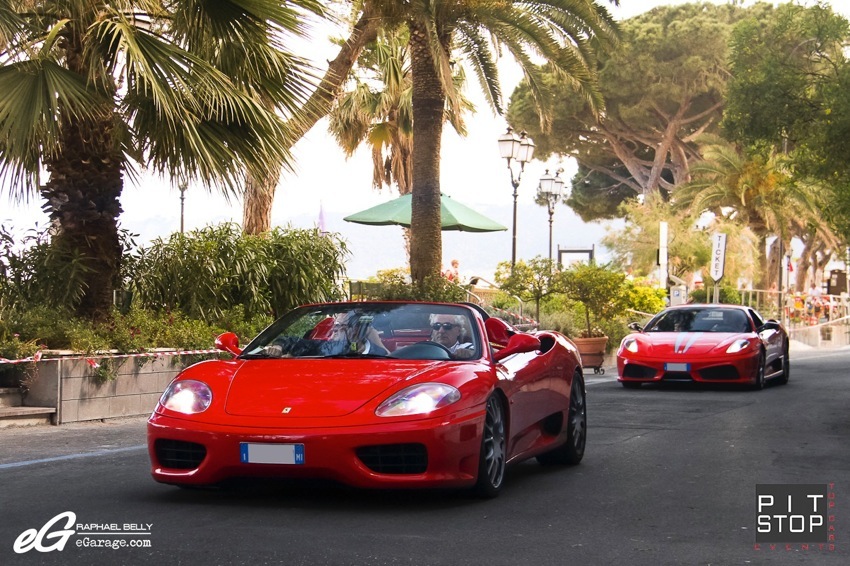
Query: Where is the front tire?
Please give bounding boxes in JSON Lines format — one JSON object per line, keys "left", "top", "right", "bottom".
{"left": 778, "top": 344, "right": 790, "bottom": 385}
{"left": 537, "top": 371, "right": 586, "bottom": 465}
{"left": 474, "top": 394, "right": 506, "bottom": 498}
{"left": 752, "top": 351, "right": 766, "bottom": 390}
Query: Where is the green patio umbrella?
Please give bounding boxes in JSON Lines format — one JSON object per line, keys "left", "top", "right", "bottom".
{"left": 343, "top": 193, "right": 507, "bottom": 233}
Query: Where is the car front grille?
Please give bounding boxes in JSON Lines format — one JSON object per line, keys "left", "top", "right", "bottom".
{"left": 621, "top": 364, "right": 657, "bottom": 379}
{"left": 661, "top": 371, "right": 693, "bottom": 382}
{"left": 155, "top": 439, "right": 206, "bottom": 469}
{"left": 698, "top": 365, "right": 740, "bottom": 380}
{"left": 356, "top": 443, "right": 428, "bottom": 474}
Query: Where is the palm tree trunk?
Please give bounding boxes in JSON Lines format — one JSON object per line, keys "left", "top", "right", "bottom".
{"left": 242, "top": 163, "right": 279, "bottom": 235}
{"left": 241, "top": 4, "right": 381, "bottom": 234}
{"left": 756, "top": 234, "right": 769, "bottom": 289}
{"left": 408, "top": 21, "right": 446, "bottom": 283}
{"left": 42, "top": 111, "right": 124, "bottom": 320}
{"left": 766, "top": 238, "right": 780, "bottom": 290}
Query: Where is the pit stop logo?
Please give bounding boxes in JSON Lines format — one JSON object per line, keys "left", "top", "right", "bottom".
{"left": 755, "top": 483, "right": 835, "bottom": 549}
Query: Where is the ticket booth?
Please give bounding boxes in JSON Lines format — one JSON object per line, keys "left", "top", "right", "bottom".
{"left": 827, "top": 270, "right": 847, "bottom": 295}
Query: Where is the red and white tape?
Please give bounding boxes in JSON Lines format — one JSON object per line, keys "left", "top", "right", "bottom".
{"left": 488, "top": 306, "right": 537, "bottom": 326}
{"left": 0, "top": 348, "right": 220, "bottom": 366}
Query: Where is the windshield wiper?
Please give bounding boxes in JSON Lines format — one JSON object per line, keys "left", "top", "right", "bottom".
{"left": 239, "top": 352, "right": 273, "bottom": 359}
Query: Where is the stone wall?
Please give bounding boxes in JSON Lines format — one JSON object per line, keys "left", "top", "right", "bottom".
{"left": 23, "top": 354, "right": 216, "bottom": 424}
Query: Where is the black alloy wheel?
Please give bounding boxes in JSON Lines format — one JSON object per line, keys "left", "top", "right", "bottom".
{"left": 474, "top": 394, "right": 506, "bottom": 497}
{"left": 753, "top": 351, "right": 766, "bottom": 390}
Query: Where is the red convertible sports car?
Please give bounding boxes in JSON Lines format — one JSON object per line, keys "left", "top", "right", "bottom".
{"left": 617, "top": 304, "right": 789, "bottom": 389}
{"left": 148, "top": 301, "right": 586, "bottom": 496}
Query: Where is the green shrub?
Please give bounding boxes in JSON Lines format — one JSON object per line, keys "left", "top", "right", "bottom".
{"left": 689, "top": 285, "right": 741, "bottom": 304}
{"left": 623, "top": 280, "right": 667, "bottom": 314}
{"left": 125, "top": 223, "right": 349, "bottom": 320}
{"left": 0, "top": 224, "right": 136, "bottom": 313}
{"left": 368, "top": 269, "right": 468, "bottom": 302}
{"left": 560, "top": 262, "right": 628, "bottom": 337}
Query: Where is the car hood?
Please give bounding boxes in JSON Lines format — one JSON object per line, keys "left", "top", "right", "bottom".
{"left": 224, "top": 359, "right": 442, "bottom": 418}
{"left": 640, "top": 332, "right": 744, "bottom": 356}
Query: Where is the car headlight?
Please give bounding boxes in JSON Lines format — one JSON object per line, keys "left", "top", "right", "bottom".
{"left": 621, "top": 337, "right": 639, "bottom": 353}
{"left": 159, "top": 380, "right": 212, "bottom": 414}
{"left": 376, "top": 383, "right": 461, "bottom": 417}
{"left": 726, "top": 339, "right": 751, "bottom": 354}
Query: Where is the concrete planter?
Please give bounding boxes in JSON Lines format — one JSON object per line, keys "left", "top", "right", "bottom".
{"left": 22, "top": 351, "right": 217, "bottom": 424}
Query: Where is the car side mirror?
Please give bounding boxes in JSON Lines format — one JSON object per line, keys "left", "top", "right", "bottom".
{"left": 759, "top": 320, "right": 781, "bottom": 332}
{"left": 627, "top": 322, "right": 643, "bottom": 332}
{"left": 215, "top": 332, "right": 242, "bottom": 356}
{"left": 493, "top": 333, "right": 541, "bottom": 362}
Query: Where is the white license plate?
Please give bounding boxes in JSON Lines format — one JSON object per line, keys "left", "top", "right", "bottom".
{"left": 664, "top": 362, "right": 690, "bottom": 372}
{"left": 240, "top": 443, "right": 304, "bottom": 465}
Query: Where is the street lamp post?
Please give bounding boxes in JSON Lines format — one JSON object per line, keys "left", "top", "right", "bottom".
{"left": 539, "top": 168, "right": 564, "bottom": 262}
{"left": 498, "top": 127, "right": 535, "bottom": 268}
{"left": 179, "top": 183, "right": 187, "bottom": 234}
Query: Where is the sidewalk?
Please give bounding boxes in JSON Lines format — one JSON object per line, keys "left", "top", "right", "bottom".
{"left": 0, "top": 415, "right": 148, "bottom": 466}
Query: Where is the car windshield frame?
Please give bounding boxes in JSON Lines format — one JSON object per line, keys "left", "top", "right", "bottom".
{"left": 643, "top": 307, "right": 753, "bottom": 334}
{"left": 239, "top": 302, "right": 482, "bottom": 360}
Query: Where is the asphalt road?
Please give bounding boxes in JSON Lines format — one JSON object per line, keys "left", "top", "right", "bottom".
{"left": 1, "top": 349, "right": 847, "bottom": 565}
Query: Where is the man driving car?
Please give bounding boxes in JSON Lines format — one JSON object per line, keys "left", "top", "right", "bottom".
{"left": 430, "top": 314, "right": 475, "bottom": 359}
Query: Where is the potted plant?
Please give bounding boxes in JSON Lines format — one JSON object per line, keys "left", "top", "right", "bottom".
{"left": 560, "top": 262, "right": 627, "bottom": 362}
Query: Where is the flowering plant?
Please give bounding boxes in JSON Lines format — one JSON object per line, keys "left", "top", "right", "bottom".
{"left": 576, "top": 327, "right": 607, "bottom": 339}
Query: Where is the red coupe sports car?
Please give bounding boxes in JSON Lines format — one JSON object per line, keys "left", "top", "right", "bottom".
{"left": 617, "top": 304, "right": 789, "bottom": 389}
{"left": 147, "top": 301, "right": 586, "bottom": 496}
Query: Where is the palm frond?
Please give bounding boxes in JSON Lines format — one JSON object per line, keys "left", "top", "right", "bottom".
{"left": 454, "top": 21, "right": 501, "bottom": 113}
{"left": 0, "top": 59, "right": 107, "bottom": 198}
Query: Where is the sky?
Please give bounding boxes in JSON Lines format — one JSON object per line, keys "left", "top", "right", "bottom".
{"left": 3, "top": 1, "right": 847, "bottom": 284}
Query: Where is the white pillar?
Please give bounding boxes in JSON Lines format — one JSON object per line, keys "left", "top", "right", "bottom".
{"left": 659, "top": 221, "right": 668, "bottom": 290}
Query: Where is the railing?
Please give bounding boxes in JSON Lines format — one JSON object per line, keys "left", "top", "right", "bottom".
{"left": 736, "top": 288, "right": 850, "bottom": 324}
{"left": 736, "top": 288, "right": 850, "bottom": 348}
{"left": 787, "top": 316, "right": 850, "bottom": 348}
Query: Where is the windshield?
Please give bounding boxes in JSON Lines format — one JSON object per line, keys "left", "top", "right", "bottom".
{"left": 240, "top": 303, "right": 481, "bottom": 360}
{"left": 644, "top": 308, "right": 751, "bottom": 333}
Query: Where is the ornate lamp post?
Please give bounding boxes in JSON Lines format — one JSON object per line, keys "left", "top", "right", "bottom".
{"left": 497, "top": 127, "right": 535, "bottom": 268}
{"left": 539, "top": 168, "right": 564, "bottom": 262}
{"left": 179, "top": 183, "right": 187, "bottom": 234}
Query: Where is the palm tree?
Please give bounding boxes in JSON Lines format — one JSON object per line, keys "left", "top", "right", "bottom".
{"left": 0, "top": 0, "right": 323, "bottom": 319}
{"left": 328, "top": 30, "right": 417, "bottom": 196}
{"left": 328, "top": 29, "right": 474, "bottom": 195}
{"left": 403, "top": 0, "right": 618, "bottom": 282}
{"left": 242, "top": 0, "right": 618, "bottom": 283}
{"left": 242, "top": 0, "right": 383, "bottom": 233}
{"left": 328, "top": 28, "right": 474, "bottom": 261}
{"left": 675, "top": 138, "right": 833, "bottom": 288}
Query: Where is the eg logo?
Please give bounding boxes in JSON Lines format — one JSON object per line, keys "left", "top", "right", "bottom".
{"left": 13, "top": 511, "right": 76, "bottom": 554}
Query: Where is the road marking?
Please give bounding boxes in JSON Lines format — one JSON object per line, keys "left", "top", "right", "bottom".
{"left": 0, "top": 444, "right": 146, "bottom": 470}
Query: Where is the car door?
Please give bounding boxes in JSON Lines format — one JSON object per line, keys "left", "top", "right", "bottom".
{"left": 749, "top": 309, "right": 783, "bottom": 364}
